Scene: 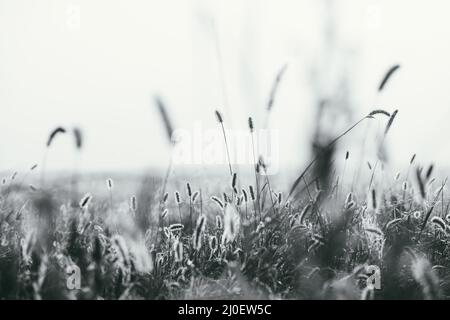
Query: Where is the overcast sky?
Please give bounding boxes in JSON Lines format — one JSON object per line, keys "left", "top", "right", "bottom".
{"left": 1, "top": 0, "right": 450, "bottom": 175}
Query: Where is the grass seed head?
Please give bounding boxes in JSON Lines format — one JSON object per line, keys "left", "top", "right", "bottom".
{"left": 47, "top": 127, "right": 66, "bottom": 147}
{"left": 73, "top": 127, "right": 83, "bottom": 149}
{"left": 191, "top": 191, "right": 199, "bottom": 203}
{"left": 106, "top": 178, "right": 114, "bottom": 190}
{"left": 209, "top": 236, "right": 218, "bottom": 252}
{"left": 130, "top": 195, "right": 137, "bottom": 212}
{"left": 80, "top": 193, "right": 92, "bottom": 209}
{"left": 175, "top": 191, "right": 181, "bottom": 204}
{"left": 155, "top": 96, "right": 175, "bottom": 145}
{"left": 222, "top": 204, "right": 240, "bottom": 244}
{"left": 378, "top": 64, "right": 400, "bottom": 92}
{"left": 215, "top": 110, "right": 223, "bottom": 123}
{"left": 211, "top": 196, "right": 224, "bottom": 209}
{"left": 368, "top": 109, "right": 391, "bottom": 118}
{"left": 173, "top": 240, "right": 183, "bottom": 262}
{"left": 248, "top": 117, "right": 254, "bottom": 132}
{"left": 186, "top": 182, "right": 192, "bottom": 197}
{"left": 426, "top": 164, "right": 434, "bottom": 180}
{"left": 231, "top": 173, "right": 237, "bottom": 189}
{"left": 215, "top": 215, "right": 223, "bottom": 229}
{"left": 431, "top": 216, "right": 446, "bottom": 232}
{"left": 249, "top": 185, "right": 255, "bottom": 201}
{"left": 193, "top": 215, "right": 206, "bottom": 250}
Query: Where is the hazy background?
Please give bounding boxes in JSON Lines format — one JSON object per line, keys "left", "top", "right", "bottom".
{"left": 1, "top": 0, "right": 450, "bottom": 177}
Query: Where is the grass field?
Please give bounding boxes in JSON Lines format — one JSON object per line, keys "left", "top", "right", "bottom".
{"left": 1, "top": 65, "right": 449, "bottom": 300}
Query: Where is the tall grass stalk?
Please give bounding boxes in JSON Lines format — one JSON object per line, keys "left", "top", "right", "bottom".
{"left": 287, "top": 110, "right": 389, "bottom": 201}
{"left": 215, "top": 110, "right": 233, "bottom": 177}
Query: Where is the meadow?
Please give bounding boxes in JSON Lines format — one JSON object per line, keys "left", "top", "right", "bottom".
{"left": 1, "top": 65, "right": 449, "bottom": 300}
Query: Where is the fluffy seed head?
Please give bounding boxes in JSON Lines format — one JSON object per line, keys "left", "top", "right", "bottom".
{"left": 368, "top": 109, "right": 390, "bottom": 118}
{"left": 193, "top": 215, "right": 206, "bottom": 250}
{"left": 386, "top": 218, "right": 403, "bottom": 230}
{"left": 267, "top": 63, "right": 288, "bottom": 111}
{"left": 155, "top": 96, "right": 175, "bottom": 145}
{"left": 402, "top": 181, "right": 408, "bottom": 191}
{"left": 371, "top": 189, "right": 377, "bottom": 209}
{"left": 169, "top": 224, "right": 184, "bottom": 232}
{"left": 173, "top": 240, "right": 183, "bottom": 262}
{"left": 80, "top": 193, "right": 92, "bottom": 209}
{"left": 248, "top": 117, "right": 254, "bottom": 132}
{"left": 47, "top": 127, "right": 66, "bottom": 147}
{"left": 431, "top": 216, "right": 446, "bottom": 232}
{"left": 242, "top": 189, "right": 248, "bottom": 202}
{"left": 413, "top": 211, "right": 422, "bottom": 219}
{"left": 345, "top": 192, "right": 353, "bottom": 205}
{"left": 209, "top": 236, "right": 218, "bottom": 252}
{"left": 426, "top": 164, "right": 434, "bottom": 180}
{"left": 211, "top": 196, "right": 224, "bottom": 209}
{"left": 215, "top": 110, "right": 223, "bottom": 123}
{"left": 186, "top": 183, "right": 192, "bottom": 197}
{"left": 231, "top": 173, "right": 237, "bottom": 189}
{"left": 106, "top": 178, "right": 114, "bottom": 190}
{"left": 249, "top": 185, "right": 255, "bottom": 201}
{"left": 163, "top": 227, "right": 171, "bottom": 238}
{"left": 73, "top": 127, "right": 83, "bottom": 149}
{"left": 384, "top": 109, "right": 398, "bottom": 135}
{"left": 175, "top": 191, "right": 181, "bottom": 204}
{"left": 378, "top": 64, "right": 400, "bottom": 92}
{"left": 191, "top": 191, "right": 199, "bottom": 203}
{"left": 416, "top": 168, "right": 426, "bottom": 199}
{"left": 130, "top": 195, "right": 137, "bottom": 212}
{"left": 222, "top": 204, "right": 240, "bottom": 244}
{"left": 215, "top": 215, "right": 223, "bottom": 229}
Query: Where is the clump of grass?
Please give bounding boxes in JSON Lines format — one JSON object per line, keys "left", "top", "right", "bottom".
{"left": 5, "top": 62, "right": 450, "bottom": 301}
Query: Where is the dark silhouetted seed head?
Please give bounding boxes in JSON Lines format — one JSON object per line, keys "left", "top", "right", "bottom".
{"left": 47, "top": 127, "right": 66, "bottom": 147}
{"left": 73, "top": 127, "right": 83, "bottom": 149}
{"left": 248, "top": 117, "right": 254, "bottom": 132}
{"left": 378, "top": 64, "right": 400, "bottom": 92}
{"left": 215, "top": 110, "right": 223, "bottom": 123}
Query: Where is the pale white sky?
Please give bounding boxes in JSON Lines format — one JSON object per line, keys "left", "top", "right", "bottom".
{"left": 1, "top": 0, "right": 450, "bottom": 174}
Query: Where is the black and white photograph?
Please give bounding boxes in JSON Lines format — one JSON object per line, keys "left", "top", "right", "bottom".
{"left": 1, "top": 0, "right": 450, "bottom": 307}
